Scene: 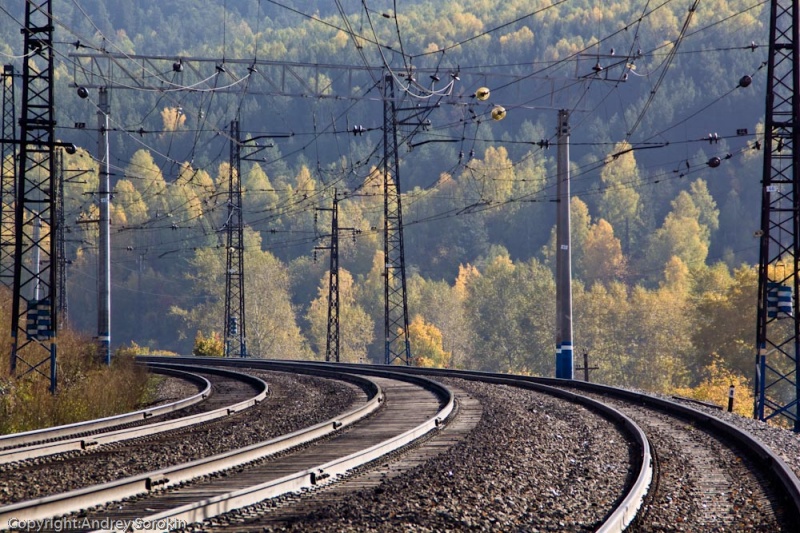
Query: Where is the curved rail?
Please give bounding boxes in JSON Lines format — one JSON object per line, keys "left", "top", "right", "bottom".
{"left": 132, "top": 364, "right": 454, "bottom": 531}
{"left": 139, "top": 358, "right": 653, "bottom": 533}
{"left": 0, "top": 366, "right": 210, "bottom": 450}
{"left": 0, "top": 365, "right": 267, "bottom": 465}
{"left": 0, "top": 365, "right": 384, "bottom": 525}
{"left": 334, "top": 362, "right": 800, "bottom": 527}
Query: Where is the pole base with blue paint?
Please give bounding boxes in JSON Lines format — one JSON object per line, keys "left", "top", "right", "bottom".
{"left": 556, "top": 342, "right": 574, "bottom": 379}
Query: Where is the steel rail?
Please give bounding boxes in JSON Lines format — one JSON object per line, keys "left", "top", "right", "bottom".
{"left": 0, "top": 366, "right": 210, "bottom": 450}
{"left": 0, "top": 365, "right": 268, "bottom": 465}
{"left": 0, "top": 365, "right": 384, "bottom": 525}
{"left": 128, "top": 363, "right": 455, "bottom": 532}
{"left": 332, "top": 362, "right": 800, "bottom": 527}
{"left": 141, "top": 358, "right": 653, "bottom": 533}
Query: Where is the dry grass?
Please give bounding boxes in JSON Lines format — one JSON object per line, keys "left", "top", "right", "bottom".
{"left": 0, "top": 288, "right": 153, "bottom": 434}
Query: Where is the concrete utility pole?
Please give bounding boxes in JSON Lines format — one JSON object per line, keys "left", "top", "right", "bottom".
{"left": 555, "top": 109, "right": 574, "bottom": 379}
{"left": 97, "top": 87, "right": 111, "bottom": 365}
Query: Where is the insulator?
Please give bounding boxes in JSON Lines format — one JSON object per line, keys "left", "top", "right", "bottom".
{"left": 430, "top": 74, "right": 440, "bottom": 82}
{"left": 593, "top": 62, "right": 603, "bottom": 73}
{"left": 707, "top": 156, "right": 721, "bottom": 168}
{"left": 475, "top": 87, "right": 491, "bottom": 101}
{"left": 491, "top": 106, "right": 507, "bottom": 121}
{"left": 173, "top": 61, "right": 183, "bottom": 73}
{"left": 76, "top": 87, "right": 89, "bottom": 99}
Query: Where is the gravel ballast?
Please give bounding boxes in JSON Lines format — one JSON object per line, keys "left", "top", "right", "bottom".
{"left": 0, "top": 371, "right": 362, "bottom": 504}
{"left": 206, "top": 377, "right": 637, "bottom": 532}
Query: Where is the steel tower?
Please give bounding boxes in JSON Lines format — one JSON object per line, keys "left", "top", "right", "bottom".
{"left": 755, "top": 0, "right": 800, "bottom": 430}
{"left": 382, "top": 75, "right": 412, "bottom": 366}
{"left": 1, "top": 65, "right": 16, "bottom": 288}
{"left": 224, "top": 119, "right": 247, "bottom": 358}
{"left": 10, "top": 0, "right": 58, "bottom": 391}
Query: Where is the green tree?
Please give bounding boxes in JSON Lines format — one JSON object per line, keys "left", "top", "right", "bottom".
{"left": 242, "top": 163, "right": 279, "bottom": 219}
{"left": 306, "top": 268, "right": 374, "bottom": 362}
{"left": 644, "top": 191, "right": 710, "bottom": 277}
{"left": 407, "top": 274, "right": 473, "bottom": 368}
{"left": 598, "top": 141, "right": 642, "bottom": 250}
{"left": 464, "top": 253, "right": 555, "bottom": 374}
{"left": 125, "top": 149, "right": 169, "bottom": 217}
{"left": 172, "top": 229, "right": 306, "bottom": 358}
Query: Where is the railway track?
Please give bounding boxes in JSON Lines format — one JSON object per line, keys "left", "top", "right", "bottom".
{"left": 2, "top": 358, "right": 798, "bottom": 531}
{"left": 0, "top": 366, "right": 267, "bottom": 466}
{"left": 0, "top": 361, "right": 452, "bottom": 532}
{"left": 368, "top": 364, "right": 800, "bottom": 531}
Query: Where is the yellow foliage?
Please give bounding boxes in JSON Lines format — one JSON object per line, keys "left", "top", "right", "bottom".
{"left": 408, "top": 316, "right": 452, "bottom": 368}
{"left": 0, "top": 331, "right": 153, "bottom": 434}
{"left": 672, "top": 357, "right": 754, "bottom": 417}
{"left": 160, "top": 107, "right": 186, "bottom": 132}
{"left": 499, "top": 26, "right": 534, "bottom": 48}
{"left": 454, "top": 263, "right": 480, "bottom": 300}
{"left": 332, "top": 30, "right": 350, "bottom": 50}
{"left": 192, "top": 330, "right": 224, "bottom": 357}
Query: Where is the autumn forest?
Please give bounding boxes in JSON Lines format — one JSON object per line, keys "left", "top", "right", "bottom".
{"left": 0, "top": 0, "right": 773, "bottom": 413}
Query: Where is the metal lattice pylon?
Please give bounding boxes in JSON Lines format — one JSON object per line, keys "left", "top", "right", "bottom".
{"left": 755, "top": 0, "right": 800, "bottom": 430}
{"left": 10, "top": 0, "right": 58, "bottom": 391}
{"left": 1, "top": 64, "right": 16, "bottom": 288}
{"left": 224, "top": 119, "right": 247, "bottom": 358}
{"left": 321, "top": 193, "right": 340, "bottom": 363}
{"left": 382, "top": 75, "right": 412, "bottom": 366}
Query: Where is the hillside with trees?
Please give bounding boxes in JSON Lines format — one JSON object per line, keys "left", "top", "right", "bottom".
{"left": 0, "top": 0, "right": 769, "bottom": 410}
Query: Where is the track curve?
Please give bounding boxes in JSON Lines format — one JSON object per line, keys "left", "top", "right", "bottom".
{"left": 0, "top": 361, "right": 451, "bottom": 532}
